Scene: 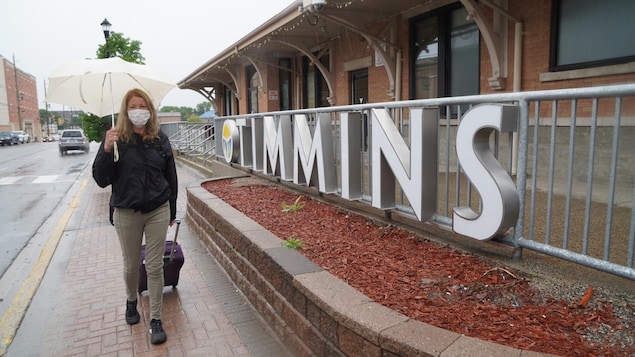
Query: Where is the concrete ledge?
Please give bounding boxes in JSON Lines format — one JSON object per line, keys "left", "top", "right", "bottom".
{"left": 186, "top": 177, "right": 553, "bottom": 357}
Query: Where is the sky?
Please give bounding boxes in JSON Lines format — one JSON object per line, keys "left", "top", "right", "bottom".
{"left": 0, "top": 0, "right": 295, "bottom": 110}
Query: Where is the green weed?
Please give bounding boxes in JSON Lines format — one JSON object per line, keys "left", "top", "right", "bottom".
{"left": 281, "top": 237, "right": 304, "bottom": 249}
{"left": 281, "top": 196, "right": 305, "bottom": 212}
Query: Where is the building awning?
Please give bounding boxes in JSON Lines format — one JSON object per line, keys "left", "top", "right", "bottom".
{"left": 178, "top": 0, "right": 510, "bottom": 102}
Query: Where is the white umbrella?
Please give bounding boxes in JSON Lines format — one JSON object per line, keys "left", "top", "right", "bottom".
{"left": 46, "top": 57, "right": 176, "bottom": 126}
{"left": 46, "top": 57, "right": 175, "bottom": 162}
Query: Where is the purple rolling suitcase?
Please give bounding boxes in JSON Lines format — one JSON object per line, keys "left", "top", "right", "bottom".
{"left": 138, "top": 219, "right": 184, "bottom": 293}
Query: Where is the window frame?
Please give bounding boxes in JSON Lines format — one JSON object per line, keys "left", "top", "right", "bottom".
{"left": 246, "top": 65, "right": 258, "bottom": 114}
{"left": 549, "top": 0, "right": 635, "bottom": 72}
{"left": 408, "top": 2, "right": 479, "bottom": 117}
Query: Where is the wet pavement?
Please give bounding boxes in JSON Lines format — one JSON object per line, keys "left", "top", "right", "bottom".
{"left": 4, "top": 161, "right": 290, "bottom": 356}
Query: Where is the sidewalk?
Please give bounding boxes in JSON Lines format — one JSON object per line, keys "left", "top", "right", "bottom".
{"left": 7, "top": 162, "right": 290, "bottom": 356}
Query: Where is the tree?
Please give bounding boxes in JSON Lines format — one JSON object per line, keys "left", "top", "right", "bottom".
{"left": 96, "top": 32, "right": 145, "bottom": 64}
{"left": 39, "top": 109, "right": 48, "bottom": 127}
{"left": 195, "top": 101, "right": 212, "bottom": 115}
{"left": 80, "top": 112, "right": 111, "bottom": 142}
{"left": 82, "top": 31, "right": 145, "bottom": 142}
{"left": 160, "top": 106, "right": 193, "bottom": 121}
{"left": 187, "top": 114, "right": 203, "bottom": 123}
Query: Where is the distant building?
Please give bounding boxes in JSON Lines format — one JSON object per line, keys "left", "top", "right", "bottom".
{"left": 0, "top": 54, "right": 42, "bottom": 140}
{"left": 158, "top": 111, "right": 181, "bottom": 123}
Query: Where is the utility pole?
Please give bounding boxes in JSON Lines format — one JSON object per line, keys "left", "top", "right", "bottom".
{"left": 44, "top": 79, "right": 51, "bottom": 138}
{"left": 12, "top": 54, "right": 22, "bottom": 129}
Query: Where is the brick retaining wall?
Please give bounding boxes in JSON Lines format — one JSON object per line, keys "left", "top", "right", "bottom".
{"left": 185, "top": 177, "right": 551, "bottom": 357}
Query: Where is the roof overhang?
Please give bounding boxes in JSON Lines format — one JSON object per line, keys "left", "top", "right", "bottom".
{"left": 179, "top": 0, "right": 512, "bottom": 98}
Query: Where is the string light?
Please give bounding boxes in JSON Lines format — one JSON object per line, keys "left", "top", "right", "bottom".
{"left": 207, "top": 2, "right": 364, "bottom": 76}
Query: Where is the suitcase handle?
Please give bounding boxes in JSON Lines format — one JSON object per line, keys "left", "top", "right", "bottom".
{"left": 169, "top": 219, "right": 181, "bottom": 262}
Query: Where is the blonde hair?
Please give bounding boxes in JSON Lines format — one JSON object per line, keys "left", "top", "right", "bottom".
{"left": 115, "top": 88, "right": 160, "bottom": 143}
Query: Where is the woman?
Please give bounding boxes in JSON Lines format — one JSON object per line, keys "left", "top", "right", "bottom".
{"left": 92, "top": 88, "right": 177, "bottom": 345}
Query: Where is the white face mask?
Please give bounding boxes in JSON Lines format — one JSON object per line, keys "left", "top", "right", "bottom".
{"left": 127, "top": 109, "right": 151, "bottom": 128}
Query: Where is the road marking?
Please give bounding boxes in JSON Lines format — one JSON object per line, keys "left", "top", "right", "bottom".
{"left": 0, "top": 177, "right": 22, "bottom": 185}
{"left": 32, "top": 175, "right": 59, "bottom": 184}
{"left": 0, "top": 179, "right": 88, "bottom": 356}
{"left": 0, "top": 176, "right": 66, "bottom": 185}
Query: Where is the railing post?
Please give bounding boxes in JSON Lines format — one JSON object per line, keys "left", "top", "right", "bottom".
{"left": 512, "top": 98, "right": 530, "bottom": 261}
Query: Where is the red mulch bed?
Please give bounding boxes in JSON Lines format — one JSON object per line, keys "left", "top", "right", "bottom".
{"left": 202, "top": 178, "right": 634, "bottom": 357}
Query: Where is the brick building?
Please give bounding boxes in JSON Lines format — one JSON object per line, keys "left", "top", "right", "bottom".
{"left": 179, "top": 0, "right": 635, "bottom": 116}
{"left": 0, "top": 54, "right": 42, "bottom": 140}
{"left": 158, "top": 111, "right": 182, "bottom": 123}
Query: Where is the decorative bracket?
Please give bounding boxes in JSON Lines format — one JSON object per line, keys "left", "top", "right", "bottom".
{"left": 224, "top": 65, "right": 241, "bottom": 99}
{"left": 246, "top": 56, "right": 266, "bottom": 92}
{"left": 460, "top": 0, "right": 506, "bottom": 90}
{"left": 270, "top": 39, "right": 335, "bottom": 105}
{"left": 319, "top": 13, "right": 399, "bottom": 98}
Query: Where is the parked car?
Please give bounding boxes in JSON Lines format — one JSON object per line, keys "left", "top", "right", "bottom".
{"left": 59, "top": 129, "right": 90, "bottom": 155}
{"left": 12, "top": 130, "right": 30, "bottom": 144}
{"left": 0, "top": 131, "right": 19, "bottom": 146}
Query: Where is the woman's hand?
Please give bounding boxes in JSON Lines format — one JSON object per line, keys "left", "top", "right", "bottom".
{"left": 104, "top": 128, "right": 119, "bottom": 152}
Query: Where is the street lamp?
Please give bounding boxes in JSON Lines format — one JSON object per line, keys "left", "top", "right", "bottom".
{"left": 100, "top": 18, "right": 112, "bottom": 58}
{"left": 101, "top": 18, "right": 111, "bottom": 39}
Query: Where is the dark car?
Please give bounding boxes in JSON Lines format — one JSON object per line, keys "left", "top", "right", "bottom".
{"left": 59, "top": 129, "right": 90, "bottom": 155}
{"left": 0, "top": 131, "right": 19, "bottom": 146}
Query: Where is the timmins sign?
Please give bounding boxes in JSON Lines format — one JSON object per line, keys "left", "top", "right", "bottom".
{"left": 220, "top": 104, "right": 520, "bottom": 241}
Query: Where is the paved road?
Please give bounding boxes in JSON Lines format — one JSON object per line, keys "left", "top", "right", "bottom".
{"left": 0, "top": 141, "right": 95, "bottom": 278}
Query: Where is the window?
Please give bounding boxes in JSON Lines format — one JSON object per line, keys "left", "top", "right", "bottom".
{"left": 350, "top": 69, "right": 368, "bottom": 105}
{"left": 246, "top": 65, "right": 258, "bottom": 114}
{"left": 550, "top": 0, "right": 635, "bottom": 71}
{"left": 302, "top": 52, "right": 330, "bottom": 108}
{"left": 279, "top": 58, "right": 292, "bottom": 111}
{"left": 410, "top": 3, "right": 479, "bottom": 111}
{"left": 350, "top": 69, "right": 369, "bottom": 151}
{"left": 223, "top": 86, "right": 236, "bottom": 115}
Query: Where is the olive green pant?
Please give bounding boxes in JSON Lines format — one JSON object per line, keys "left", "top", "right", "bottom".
{"left": 114, "top": 202, "right": 169, "bottom": 321}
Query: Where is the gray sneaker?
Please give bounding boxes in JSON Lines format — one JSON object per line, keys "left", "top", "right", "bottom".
{"left": 149, "top": 319, "right": 167, "bottom": 344}
{"left": 125, "top": 300, "right": 140, "bottom": 325}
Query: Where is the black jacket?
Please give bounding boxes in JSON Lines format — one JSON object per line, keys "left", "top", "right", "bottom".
{"left": 92, "top": 130, "right": 178, "bottom": 221}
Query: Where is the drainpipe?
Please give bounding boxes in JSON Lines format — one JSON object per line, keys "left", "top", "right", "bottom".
{"left": 394, "top": 49, "right": 403, "bottom": 127}
{"left": 395, "top": 50, "right": 402, "bottom": 102}
{"left": 511, "top": 21, "right": 523, "bottom": 175}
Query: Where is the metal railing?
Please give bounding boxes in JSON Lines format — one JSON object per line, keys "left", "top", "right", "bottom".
{"left": 162, "top": 121, "right": 215, "bottom": 159}
{"left": 176, "top": 84, "right": 635, "bottom": 280}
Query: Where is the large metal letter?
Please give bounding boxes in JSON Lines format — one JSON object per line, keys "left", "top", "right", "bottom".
{"left": 453, "top": 104, "right": 519, "bottom": 240}
{"left": 293, "top": 113, "right": 337, "bottom": 193}
{"left": 251, "top": 117, "right": 263, "bottom": 171}
{"left": 234, "top": 118, "right": 252, "bottom": 167}
{"left": 221, "top": 119, "right": 240, "bottom": 163}
{"left": 263, "top": 115, "right": 293, "bottom": 180}
{"left": 341, "top": 112, "right": 362, "bottom": 200}
{"left": 371, "top": 107, "right": 438, "bottom": 221}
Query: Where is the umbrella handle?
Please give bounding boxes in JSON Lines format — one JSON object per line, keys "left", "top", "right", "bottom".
{"left": 114, "top": 141, "right": 119, "bottom": 162}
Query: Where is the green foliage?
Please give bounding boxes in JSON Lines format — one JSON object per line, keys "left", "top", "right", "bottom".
{"left": 160, "top": 101, "right": 212, "bottom": 121}
{"left": 187, "top": 114, "right": 203, "bottom": 123}
{"left": 80, "top": 112, "right": 112, "bottom": 142}
{"left": 96, "top": 32, "right": 145, "bottom": 64}
{"left": 39, "top": 109, "right": 48, "bottom": 127}
{"left": 160, "top": 106, "right": 193, "bottom": 121}
{"left": 281, "top": 237, "right": 304, "bottom": 250}
{"left": 195, "top": 101, "right": 212, "bottom": 115}
{"left": 281, "top": 196, "right": 305, "bottom": 212}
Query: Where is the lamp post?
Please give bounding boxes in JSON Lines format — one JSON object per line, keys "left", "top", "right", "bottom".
{"left": 100, "top": 18, "right": 112, "bottom": 57}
